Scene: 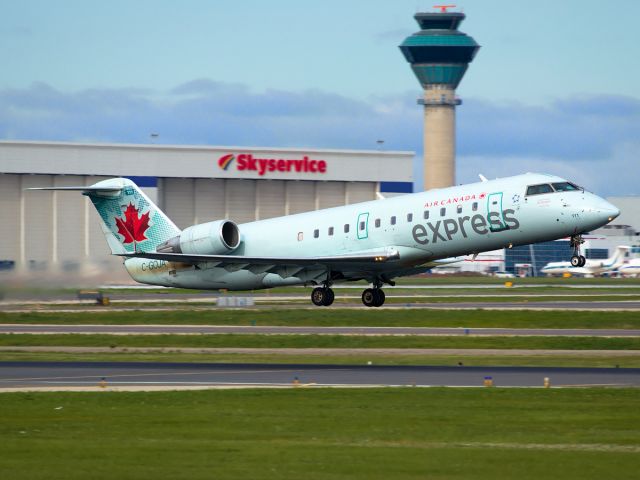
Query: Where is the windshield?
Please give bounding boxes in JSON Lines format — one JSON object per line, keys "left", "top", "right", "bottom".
{"left": 552, "top": 182, "right": 580, "bottom": 192}
{"left": 525, "top": 184, "right": 554, "bottom": 196}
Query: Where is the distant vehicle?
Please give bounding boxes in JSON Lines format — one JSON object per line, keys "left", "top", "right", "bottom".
{"left": 493, "top": 271, "right": 515, "bottom": 278}
{"left": 619, "top": 259, "right": 640, "bottom": 277}
{"left": 29, "top": 173, "right": 619, "bottom": 307}
{"left": 540, "top": 246, "right": 630, "bottom": 277}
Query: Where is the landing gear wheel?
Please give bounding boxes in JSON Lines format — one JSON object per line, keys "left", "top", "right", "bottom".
{"left": 362, "top": 288, "right": 385, "bottom": 307}
{"left": 362, "top": 288, "right": 376, "bottom": 307}
{"left": 374, "top": 289, "right": 385, "bottom": 307}
{"left": 579, "top": 255, "right": 586, "bottom": 267}
{"left": 311, "top": 287, "right": 334, "bottom": 306}
{"left": 323, "top": 288, "right": 335, "bottom": 306}
{"left": 311, "top": 287, "right": 326, "bottom": 306}
{"left": 571, "top": 255, "right": 581, "bottom": 267}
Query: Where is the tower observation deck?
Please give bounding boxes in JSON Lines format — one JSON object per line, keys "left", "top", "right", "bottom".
{"left": 400, "top": 8, "right": 479, "bottom": 190}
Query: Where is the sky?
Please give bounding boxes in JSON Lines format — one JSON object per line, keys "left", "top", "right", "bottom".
{"left": 1, "top": 0, "right": 639, "bottom": 195}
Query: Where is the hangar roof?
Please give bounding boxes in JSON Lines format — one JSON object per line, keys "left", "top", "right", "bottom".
{"left": 0, "top": 140, "right": 414, "bottom": 183}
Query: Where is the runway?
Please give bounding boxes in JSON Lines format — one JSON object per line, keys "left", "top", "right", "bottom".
{"left": 1, "top": 362, "right": 638, "bottom": 390}
{"left": 2, "top": 324, "right": 639, "bottom": 337}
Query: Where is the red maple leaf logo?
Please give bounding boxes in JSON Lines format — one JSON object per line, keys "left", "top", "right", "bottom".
{"left": 115, "top": 203, "right": 150, "bottom": 244}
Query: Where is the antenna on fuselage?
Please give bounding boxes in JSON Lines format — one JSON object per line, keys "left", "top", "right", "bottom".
{"left": 478, "top": 174, "right": 488, "bottom": 182}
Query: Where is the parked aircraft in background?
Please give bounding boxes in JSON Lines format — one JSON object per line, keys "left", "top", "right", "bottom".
{"left": 30, "top": 173, "right": 619, "bottom": 306}
{"left": 540, "top": 245, "right": 630, "bottom": 277}
{"left": 619, "top": 259, "right": 640, "bottom": 277}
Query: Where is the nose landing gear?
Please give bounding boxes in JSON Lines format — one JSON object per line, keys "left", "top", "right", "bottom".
{"left": 570, "top": 234, "right": 586, "bottom": 267}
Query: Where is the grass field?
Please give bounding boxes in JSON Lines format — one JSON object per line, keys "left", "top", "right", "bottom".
{"left": 3, "top": 309, "right": 640, "bottom": 329}
{"left": 1, "top": 351, "right": 638, "bottom": 368}
{"left": 1, "top": 333, "right": 639, "bottom": 351}
{"left": 1, "top": 388, "right": 638, "bottom": 479}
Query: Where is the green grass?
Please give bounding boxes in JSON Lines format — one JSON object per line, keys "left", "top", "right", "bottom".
{"left": 1, "top": 351, "right": 639, "bottom": 368}
{"left": 0, "top": 388, "right": 638, "bottom": 479}
{"left": 1, "top": 333, "right": 638, "bottom": 350}
{"left": 4, "top": 309, "right": 640, "bottom": 329}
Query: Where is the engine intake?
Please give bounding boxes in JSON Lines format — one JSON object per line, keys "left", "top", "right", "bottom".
{"left": 157, "top": 220, "right": 240, "bottom": 255}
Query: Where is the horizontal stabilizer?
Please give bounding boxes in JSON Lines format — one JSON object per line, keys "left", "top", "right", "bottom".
{"left": 27, "top": 186, "right": 123, "bottom": 192}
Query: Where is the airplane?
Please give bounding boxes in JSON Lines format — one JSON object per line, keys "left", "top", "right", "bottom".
{"left": 29, "top": 172, "right": 619, "bottom": 307}
{"left": 619, "top": 259, "right": 640, "bottom": 277}
{"left": 540, "top": 245, "right": 630, "bottom": 277}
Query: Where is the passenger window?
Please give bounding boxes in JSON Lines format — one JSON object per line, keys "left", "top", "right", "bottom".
{"left": 297, "top": 232, "right": 303, "bottom": 241}
{"left": 375, "top": 218, "right": 381, "bottom": 228}
{"left": 314, "top": 229, "right": 319, "bottom": 238}
{"left": 328, "top": 227, "right": 334, "bottom": 236}
{"left": 423, "top": 210, "right": 429, "bottom": 220}
{"left": 440, "top": 207, "right": 446, "bottom": 217}
{"left": 407, "top": 213, "right": 413, "bottom": 222}
{"left": 359, "top": 221, "right": 365, "bottom": 231}
{"left": 526, "top": 184, "right": 554, "bottom": 196}
{"left": 456, "top": 205, "right": 462, "bottom": 214}
{"left": 344, "top": 224, "right": 349, "bottom": 233}
{"left": 390, "top": 216, "right": 396, "bottom": 225}
{"left": 472, "top": 202, "right": 478, "bottom": 212}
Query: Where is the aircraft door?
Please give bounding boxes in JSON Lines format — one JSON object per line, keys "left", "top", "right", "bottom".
{"left": 487, "top": 192, "right": 507, "bottom": 232}
{"left": 357, "top": 212, "right": 369, "bottom": 240}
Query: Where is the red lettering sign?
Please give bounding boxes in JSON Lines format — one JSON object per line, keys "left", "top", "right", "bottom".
{"left": 218, "top": 153, "right": 328, "bottom": 176}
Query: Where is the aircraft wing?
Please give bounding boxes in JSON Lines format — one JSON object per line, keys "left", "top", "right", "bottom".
{"left": 117, "top": 248, "right": 467, "bottom": 284}
{"left": 118, "top": 248, "right": 400, "bottom": 270}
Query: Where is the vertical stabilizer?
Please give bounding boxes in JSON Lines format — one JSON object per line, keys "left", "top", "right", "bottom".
{"left": 85, "top": 178, "right": 181, "bottom": 254}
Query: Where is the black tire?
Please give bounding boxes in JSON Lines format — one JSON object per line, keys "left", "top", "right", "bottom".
{"left": 579, "top": 255, "right": 587, "bottom": 267}
{"left": 323, "top": 288, "right": 335, "bottom": 306}
{"left": 311, "top": 287, "right": 326, "bottom": 306}
{"left": 362, "top": 288, "right": 375, "bottom": 307}
{"left": 570, "top": 255, "right": 581, "bottom": 267}
{"left": 373, "top": 289, "right": 385, "bottom": 307}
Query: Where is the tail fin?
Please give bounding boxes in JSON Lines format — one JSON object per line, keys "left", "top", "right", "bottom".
{"left": 610, "top": 246, "right": 630, "bottom": 267}
{"left": 29, "top": 178, "right": 181, "bottom": 254}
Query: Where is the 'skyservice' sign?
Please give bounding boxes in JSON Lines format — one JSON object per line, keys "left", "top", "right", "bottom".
{"left": 218, "top": 153, "right": 327, "bottom": 176}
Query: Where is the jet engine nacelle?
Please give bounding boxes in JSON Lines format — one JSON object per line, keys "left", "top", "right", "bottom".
{"left": 156, "top": 220, "right": 240, "bottom": 255}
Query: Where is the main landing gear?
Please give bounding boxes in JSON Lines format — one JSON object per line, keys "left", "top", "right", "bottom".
{"left": 570, "top": 234, "right": 586, "bottom": 267}
{"left": 361, "top": 278, "right": 386, "bottom": 307}
{"left": 361, "top": 288, "right": 385, "bottom": 307}
{"left": 311, "top": 281, "right": 388, "bottom": 307}
{"left": 311, "top": 286, "right": 335, "bottom": 306}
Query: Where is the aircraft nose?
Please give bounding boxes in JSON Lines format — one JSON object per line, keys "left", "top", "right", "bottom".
{"left": 594, "top": 199, "right": 620, "bottom": 224}
{"left": 601, "top": 201, "right": 620, "bottom": 223}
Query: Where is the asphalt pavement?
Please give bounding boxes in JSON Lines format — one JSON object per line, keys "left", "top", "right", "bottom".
{"left": 0, "top": 362, "right": 638, "bottom": 389}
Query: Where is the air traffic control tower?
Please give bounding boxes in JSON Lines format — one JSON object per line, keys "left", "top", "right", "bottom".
{"left": 400, "top": 7, "right": 479, "bottom": 190}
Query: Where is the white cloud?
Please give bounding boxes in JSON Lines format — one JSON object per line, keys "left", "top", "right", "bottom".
{"left": 0, "top": 82, "right": 638, "bottom": 196}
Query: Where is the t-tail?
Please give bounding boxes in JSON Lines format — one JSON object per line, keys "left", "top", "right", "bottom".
{"left": 29, "top": 178, "right": 181, "bottom": 254}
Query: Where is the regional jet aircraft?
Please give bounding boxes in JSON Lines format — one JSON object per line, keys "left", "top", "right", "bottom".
{"left": 30, "top": 173, "right": 619, "bottom": 307}
{"left": 540, "top": 245, "right": 630, "bottom": 277}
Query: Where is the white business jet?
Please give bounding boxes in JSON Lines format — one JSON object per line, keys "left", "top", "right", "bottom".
{"left": 540, "top": 245, "right": 630, "bottom": 277}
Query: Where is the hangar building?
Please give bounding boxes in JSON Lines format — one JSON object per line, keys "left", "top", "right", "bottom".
{"left": 0, "top": 141, "right": 413, "bottom": 276}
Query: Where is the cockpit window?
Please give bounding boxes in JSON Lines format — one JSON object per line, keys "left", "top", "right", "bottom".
{"left": 525, "top": 184, "right": 554, "bottom": 196}
{"left": 552, "top": 182, "right": 580, "bottom": 192}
